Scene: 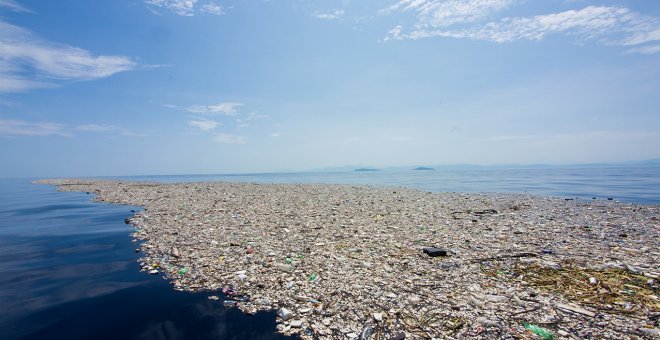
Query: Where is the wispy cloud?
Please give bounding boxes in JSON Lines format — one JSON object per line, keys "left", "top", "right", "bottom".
{"left": 0, "top": 20, "right": 137, "bottom": 92}
{"left": 0, "top": 0, "right": 32, "bottom": 13}
{"left": 485, "top": 130, "right": 660, "bottom": 143}
{"left": 270, "top": 132, "right": 281, "bottom": 138}
{"left": 313, "top": 9, "right": 345, "bottom": 20}
{"left": 188, "top": 118, "right": 219, "bottom": 131}
{"left": 214, "top": 132, "right": 246, "bottom": 144}
{"left": 626, "top": 44, "right": 660, "bottom": 55}
{"left": 0, "top": 0, "right": 34, "bottom": 13}
{"left": 145, "top": 0, "right": 225, "bottom": 16}
{"left": 0, "top": 119, "right": 140, "bottom": 137}
{"left": 145, "top": 0, "right": 196, "bottom": 16}
{"left": 0, "top": 119, "right": 70, "bottom": 137}
{"left": 235, "top": 111, "right": 269, "bottom": 128}
{"left": 185, "top": 102, "right": 243, "bottom": 115}
{"left": 381, "top": 0, "right": 515, "bottom": 26}
{"left": 200, "top": 2, "right": 224, "bottom": 15}
{"left": 75, "top": 124, "right": 139, "bottom": 136}
{"left": 414, "top": 6, "right": 641, "bottom": 42}
{"left": 382, "top": 2, "right": 660, "bottom": 53}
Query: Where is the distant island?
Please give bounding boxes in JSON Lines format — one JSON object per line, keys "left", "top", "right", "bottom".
{"left": 354, "top": 168, "right": 380, "bottom": 172}
{"left": 412, "top": 167, "right": 435, "bottom": 170}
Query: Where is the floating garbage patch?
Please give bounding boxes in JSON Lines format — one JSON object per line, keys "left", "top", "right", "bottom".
{"left": 40, "top": 179, "right": 660, "bottom": 339}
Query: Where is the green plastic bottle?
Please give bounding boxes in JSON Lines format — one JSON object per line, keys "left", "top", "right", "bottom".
{"left": 523, "top": 323, "right": 553, "bottom": 340}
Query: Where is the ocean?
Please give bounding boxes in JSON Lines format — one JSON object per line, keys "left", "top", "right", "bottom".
{"left": 0, "top": 165, "right": 658, "bottom": 339}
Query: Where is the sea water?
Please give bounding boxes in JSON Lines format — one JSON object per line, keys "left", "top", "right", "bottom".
{"left": 0, "top": 165, "right": 658, "bottom": 339}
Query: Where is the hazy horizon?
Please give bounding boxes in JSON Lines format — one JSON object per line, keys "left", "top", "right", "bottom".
{"left": 2, "top": 1, "right": 660, "bottom": 177}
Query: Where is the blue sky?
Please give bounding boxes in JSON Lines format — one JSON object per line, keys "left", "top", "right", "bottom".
{"left": 1, "top": 0, "right": 659, "bottom": 177}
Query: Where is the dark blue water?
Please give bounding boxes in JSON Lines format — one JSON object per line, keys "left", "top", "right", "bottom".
{"left": 0, "top": 180, "right": 292, "bottom": 340}
{"left": 0, "top": 165, "right": 658, "bottom": 339}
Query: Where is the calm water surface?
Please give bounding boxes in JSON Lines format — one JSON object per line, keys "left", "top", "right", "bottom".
{"left": 131, "top": 166, "right": 660, "bottom": 204}
{"left": 0, "top": 165, "right": 658, "bottom": 339}
{"left": 0, "top": 180, "right": 291, "bottom": 340}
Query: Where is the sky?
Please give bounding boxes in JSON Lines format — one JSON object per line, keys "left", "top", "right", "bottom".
{"left": 1, "top": 0, "right": 660, "bottom": 177}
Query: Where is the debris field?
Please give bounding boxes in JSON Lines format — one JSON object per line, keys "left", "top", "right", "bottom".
{"left": 39, "top": 179, "right": 660, "bottom": 339}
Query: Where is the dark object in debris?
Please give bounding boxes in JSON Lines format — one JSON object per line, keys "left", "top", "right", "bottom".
{"left": 360, "top": 326, "right": 374, "bottom": 340}
{"left": 86, "top": 192, "right": 90, "bottom": 195}
{"left": 388, "top": 332, "right": 405, "bottom": 340}
{"left": 124, "top": 218, "right": 130, "bottom": 224}
{"left": 473, "top": 209, "right": 498, "bottom": 215}
{"left": 565, "top": 198, "right": 574, "bottom": 201}
{"left": 541, "top": 249, "right": 555, "bottom": 254}
{"left": 607, "top": 197, "right": 614, "bottom": 200}
{"left": 131, "top": 209, "right": 136, "bottom": 213}
{"left": 619, "top": 233, "right": 627, "bottom": 238}
{"left": 423, "top": 247, "right": 447, "bottom": 257}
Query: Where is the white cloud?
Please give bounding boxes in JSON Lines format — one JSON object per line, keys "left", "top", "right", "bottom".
{"left": 145, "top": 0, "right": 225, "bottom": 16}
{"left": 0, "top": 0, "right": 32, "bottom": 12}
{"left": 270, "top": 132, "right": 281, "bottom": 137}
{"left": 145, "top": 0, "right": 196, "bottom": 16}
{"left": 185, "top": 102, "right": 243, "bottom": 115}
{"left": 0, "top": 119, "right": 70, "bottom": 137}
{"left": 0, "top": 21, "right": 137, "bottom": 92}
{"left": 626, "top": 44, "right": 660, "bottom": 55}
{"left": 75, "top": 124, "right": 138, "bottom": 136}
{"left": 384, "top": 25, "right": 404, "bottom": 41}
{"left": 200, "top": 2, "right": 224, "bottom": 15}
{"left": 425, "top": 6, "right": 637, "bottom": 43}
{"left": 214, "top": 133, "right": 246, "bottom": 144}
{"left": 188, "top": 118, "right": 219, "bottom": 131}
{"left": 314, "top": 9, "right": 345, "bottom": 20}
{"left": 235, "top": 112, "right": 269, "bottom": 128}
{"left": 0, "top": 119, "right": 140, "bottom": 137}
{"left": 382, "top": 3, "right": 660, "bottom": 54}
{"left": 381, "top": 0, "right": 515, "bottom": 27}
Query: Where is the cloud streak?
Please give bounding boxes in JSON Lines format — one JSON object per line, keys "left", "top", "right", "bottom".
{"left": 0, "top": 119, "right": 139, "bottom": 137}
{"left": 0, "top": 119, "right": 70, "bottom": 137}
{"left": 145, "top": 0, "right": 225, "bottom": 16}
{"left": 185, "top": 102, "right": 243, "bottom": 115}
{"left": 313, "top": 9, "right": 345, "bottom": 20}
{"left": 0, "top": 0, "right": 32, "bottom": 12}
{"left": 0, "top": 20, "right": 137, "bottom": 92}
{"left": 188, "top": 118, "right": 219, "bottom": 131}
{"left": 381, "top": 0, "right": 515, "bottom": 26}
{"left": 382, "top": 2, "right": 660, "bottom": 53}
{"left": 214, "top": 133, "right": 246, "bottom": 144}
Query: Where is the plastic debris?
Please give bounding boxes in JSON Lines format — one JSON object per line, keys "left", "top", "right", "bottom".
{"left": 422, "top": 247, "right": 447, "bottom": 257}
{"left": 523, "top": 323, "right": 554, "bottom": 340}
{"left": 43, "top": 178, "right": 660, "bottom": 339}
{"left": 277, "top": 308, "right": 294, "bottom": 321}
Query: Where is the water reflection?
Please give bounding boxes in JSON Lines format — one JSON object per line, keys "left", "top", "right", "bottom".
{"left": 0, "top": 180, "right": 293, "bottom": 339}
